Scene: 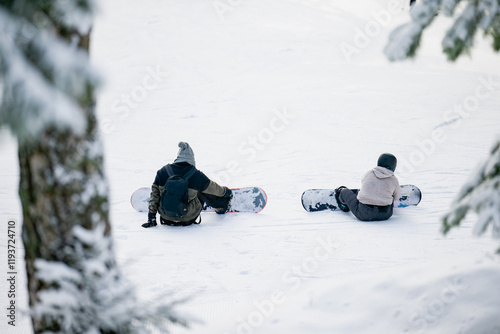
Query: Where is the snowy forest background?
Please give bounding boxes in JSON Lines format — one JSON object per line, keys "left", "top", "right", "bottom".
{"left": 1, "top": 0, "right": 500, "bottom": 333}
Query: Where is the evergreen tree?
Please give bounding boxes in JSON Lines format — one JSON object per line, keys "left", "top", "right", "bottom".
{"left": 0, "top": 0, "right": 187, "bottom": 332}
{"left": 384, "top": 0, "right": 500, "bottom": 250}
{"left": 384, "top": 0, "right": 500, "bottom": 61}
{"left": 442, "top": 139, "right": 500, "bottom": 252}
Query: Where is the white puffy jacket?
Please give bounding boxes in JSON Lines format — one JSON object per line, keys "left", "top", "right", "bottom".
{"left": 357, "top": 166, "right": 401, "bottom": 206}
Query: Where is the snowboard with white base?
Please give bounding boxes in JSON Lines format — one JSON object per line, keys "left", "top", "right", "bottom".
{"left": 131, "top": 187, "right": 267, "bottom": 213}
{"left": 301, "top": 184, "right": 421, "bottom": 212}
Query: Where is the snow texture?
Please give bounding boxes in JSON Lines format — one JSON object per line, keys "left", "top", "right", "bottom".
{"left": 1, "top": 0, "right": 500, "bottom": 333}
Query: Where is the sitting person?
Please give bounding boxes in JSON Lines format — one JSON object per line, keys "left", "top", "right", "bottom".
{"left": 142, "top": 142, "right": 232, "bottom": 227}
{"left": 335, "top": 153, "right": 401, "bottom": 221}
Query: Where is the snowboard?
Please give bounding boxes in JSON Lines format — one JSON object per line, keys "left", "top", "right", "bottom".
{"left": 131, "top": 187, "right": 267, "bottom": 213}
{"left": 301, "top": 184, "right": 421, "bottom": 212}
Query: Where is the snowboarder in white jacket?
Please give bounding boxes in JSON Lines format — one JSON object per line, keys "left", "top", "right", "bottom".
{"left": 335, "top": 153, "right": 401, "bottom": 221}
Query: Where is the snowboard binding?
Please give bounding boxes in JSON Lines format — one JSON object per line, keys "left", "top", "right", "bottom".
{"left": 334, "top": 186, "right": 350, "bottom": 212}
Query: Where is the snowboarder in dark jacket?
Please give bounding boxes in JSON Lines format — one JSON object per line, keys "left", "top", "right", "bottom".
{"left": 142, "top": 142, "right": 232, "bottom": 228}
{"left": 335, "top": 153, "right": 401, "bottom": 221}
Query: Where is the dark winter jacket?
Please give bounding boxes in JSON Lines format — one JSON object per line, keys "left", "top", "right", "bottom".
{"left": 148, "top": 162, "right": 226, "bottom": 222}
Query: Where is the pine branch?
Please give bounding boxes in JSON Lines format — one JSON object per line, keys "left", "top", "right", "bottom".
{"left": 384, "top": 0, "right": 442, "bottom": 61}
{"left": 442, "top": 138, "right": 500, "bottom": 252}
{"left": 0, "top": 3, "right": 99, "bottom": 142}
{"left": 385, "top": 0, "right": 500, "bottom": 62}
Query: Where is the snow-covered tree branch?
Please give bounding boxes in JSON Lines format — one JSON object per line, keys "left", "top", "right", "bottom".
{"left": 385, "top": 0, "right": 500, "bottom": 61}
{"left": 0, "top": 0, "right": 188, "bottom": 332}
{"left": 0, "top": 0, "right": 97, "bottom": 142}
{"left": 384, "top": 1, "right": 500, "bottom": 251}
{"left": 442, "top": 139, "right": 500, "bottom": 252}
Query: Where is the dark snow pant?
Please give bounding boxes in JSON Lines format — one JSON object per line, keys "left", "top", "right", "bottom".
{"left": 197, "top": 193, "right": 230, "bottom": 210}
{"left": 161, "top": 193, "right": 229, "bottom": 226}
{"left": 339, "top": 188, "right": 393, "bottom": 221}
{"left": 160, "top": 216, "right": 200, "bottom": 226}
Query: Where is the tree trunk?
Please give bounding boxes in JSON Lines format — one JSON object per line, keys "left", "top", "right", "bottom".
{"left": 17, "top": 28, "right": 124, "bottom": 332}
{"left": 18, "top": 106, "right": 114, "bottom": 330}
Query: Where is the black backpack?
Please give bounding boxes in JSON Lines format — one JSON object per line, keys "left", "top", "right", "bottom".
{"left": 160, "top": 165, "right": 197, "bottom": 218}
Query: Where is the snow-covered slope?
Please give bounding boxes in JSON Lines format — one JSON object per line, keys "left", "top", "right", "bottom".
{"left": 1, "top": 0, "right": 500, "bottom": 333}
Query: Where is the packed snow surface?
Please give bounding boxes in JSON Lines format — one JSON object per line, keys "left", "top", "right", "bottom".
{"left": 1, "top": 0, "right": 500, "bottom": 333}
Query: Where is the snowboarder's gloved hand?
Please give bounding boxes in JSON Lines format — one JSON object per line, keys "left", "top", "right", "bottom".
{"left": 142, "top": 213, "right": 157, "bottom": 228}
{"left": 215, "top": 187, "right": 232, "bottom": 214}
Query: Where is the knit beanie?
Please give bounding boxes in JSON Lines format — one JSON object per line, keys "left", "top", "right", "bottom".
{"left": 174, "top": 142, "right": 196, "bottom": 166}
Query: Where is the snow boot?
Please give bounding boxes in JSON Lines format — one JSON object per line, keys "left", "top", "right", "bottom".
{"left": 142, "top": 220, "right": 157, "bottom": 228}
{"left": 335, "top": 186, "right": 350, "bottom": 212}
